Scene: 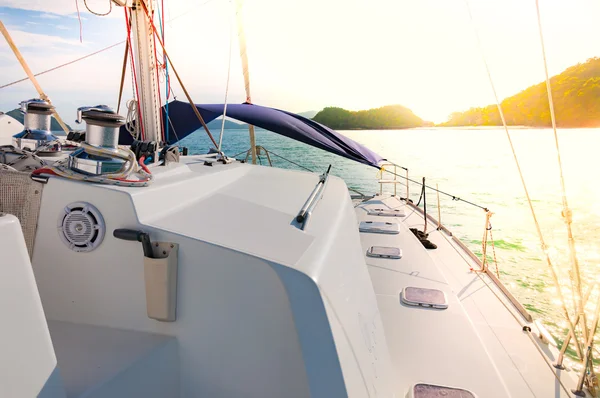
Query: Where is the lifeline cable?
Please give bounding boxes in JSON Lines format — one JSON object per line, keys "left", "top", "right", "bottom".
{"left": 0, "top": 41, "right": 125, "bottom": 90}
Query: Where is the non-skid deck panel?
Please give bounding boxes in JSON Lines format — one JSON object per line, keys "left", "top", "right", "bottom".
{"left": 357, "top": 198, "right": 509, "bottom": 396}
{"left": 375, "top": 295, "right": 509, "bottom": 396}
{"left": 366, "top": 208, "right": 406, "bottom": 217}
{"left": 358, "top": 202, "right": 448, "bottom": 289}
{"left": 412, "top": 211, "right": 577, "bottom": 398}
{"left": 359, "top": 220, "right": 400, "bottom": 234}
{"left": 355, "top": 194, "right": 576, "bottom": 397}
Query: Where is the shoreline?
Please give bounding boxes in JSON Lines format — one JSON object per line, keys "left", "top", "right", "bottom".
{"left": 335, "top": 125, "right": 600, "bottom": 130}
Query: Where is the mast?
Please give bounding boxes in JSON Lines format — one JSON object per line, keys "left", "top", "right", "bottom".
{"left": 235, "top": 0, "right": 257, "bottom": 164}
{"left": 129, "top": 0, "right": 162, "bottom": 143}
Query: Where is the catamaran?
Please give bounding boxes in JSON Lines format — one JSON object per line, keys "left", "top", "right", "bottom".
{"left": 0, "top": 1, "right": 596, "bottom": 397}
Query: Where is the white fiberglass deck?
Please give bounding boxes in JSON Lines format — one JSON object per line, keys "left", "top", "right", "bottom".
{"left": 355, "top": 194, "right": 576, "bottom": 397}
{"left": 4, "top": 153, "right": 581, "bottom": 397}
{"left": 30, "top": 156, "right": 388, "bottom": 397}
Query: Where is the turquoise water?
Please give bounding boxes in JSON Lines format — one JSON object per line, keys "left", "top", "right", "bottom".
{"left": 181, "top": 126, "right": 600, "bottom": 365}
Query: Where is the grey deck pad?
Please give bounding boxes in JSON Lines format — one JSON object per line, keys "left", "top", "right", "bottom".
{"left": 367, "top": 208, "right": 406, "bottom": 217}
{"left": 413, "top": 383, "right": 476, "bottom": 397}
{"left": 359, "top": 221, "right": 400, "bottom": 234}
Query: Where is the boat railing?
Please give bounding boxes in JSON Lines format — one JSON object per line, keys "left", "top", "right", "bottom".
{"left": 377, "top": 162, "right": 408, "bottom": 198}
{"left": 377, "top": 163, "right": 600, "bottom": 385}
{"left": 376, "top": 166, "right": 536, "bottom": 321}
{"left": 243, "top": 145, "right": 273, "bottom": 166}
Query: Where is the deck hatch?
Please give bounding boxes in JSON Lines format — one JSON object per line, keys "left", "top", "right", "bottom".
{"left": 359, "top": 221, "right": 399, "bottom": 234}
{"left": 410, "top": 383, "right": 476, "bottom": 397}
{"left": 367, "top": 208, "right": 406, "bottom": 217}
{"left": 366, "top": 246, "right": 402, "bottom": 259}
{"left": 401, "top": 287, "right": 448, "bottom": 309}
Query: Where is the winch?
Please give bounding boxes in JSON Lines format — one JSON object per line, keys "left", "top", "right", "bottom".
{"left": 12, "top": 99, "right": 61, "bottom": 155}
{"left": 68, "top": 106, "right": 126, "bottom": 175}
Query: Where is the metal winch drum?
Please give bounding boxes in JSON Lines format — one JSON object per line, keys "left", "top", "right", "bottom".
{"left": 68, "top": 106, "right": 126, "bottom": 175}
{"left": 12, "top": 99, "right": 61, "bottom": 155}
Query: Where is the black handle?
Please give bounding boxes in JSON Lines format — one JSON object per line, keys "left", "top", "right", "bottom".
{"left": 319, "top": 164, "right": 332, "bottom": 183}
{"left": 113, "top": 228, "right": 154, "bottom": 258}
{"left": 114, "top": 229, "right": 143, "bottom": 241}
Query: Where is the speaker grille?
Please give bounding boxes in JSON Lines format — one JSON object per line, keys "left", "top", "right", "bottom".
{"left": 57, "top": 202, "right": 105, "bottom": 252}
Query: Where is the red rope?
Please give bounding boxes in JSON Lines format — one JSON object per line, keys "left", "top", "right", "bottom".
{"left": 138, "top": 156, "right": 152, "bottom": 174}
{"left": 124, "top": 8, "right": 145, "bottom": 140}
{"left": 32, "top": 168, "right": 58, "bottom": 177}
{"left": 33, "top": 167, "right": 150, "bottom": 184}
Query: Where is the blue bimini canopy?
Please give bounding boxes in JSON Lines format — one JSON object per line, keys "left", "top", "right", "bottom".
{"left": 119, "top": 100, "right": 385, "bottom": 168}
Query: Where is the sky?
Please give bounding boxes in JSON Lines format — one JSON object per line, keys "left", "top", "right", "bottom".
{"left": 0, "top": 0, "right": 599, "bottom": 124}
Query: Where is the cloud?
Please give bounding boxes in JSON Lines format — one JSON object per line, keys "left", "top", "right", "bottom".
{"left": 0, "top": 27, "right": 88, "bottom": 50}
{"left": 2, "top": 0, "right": 84, "bottom": 15}
{"left": 25, "top": 21, "right": 39, "bottom": 25}
{"left": 2, "top": 0, "right": 121, "bottom": 18}
{"left": 55, "top": 25, "right": 70, "bottom": 30}
{"left": 36, "top": 13, "right": 60, "bottom": 19}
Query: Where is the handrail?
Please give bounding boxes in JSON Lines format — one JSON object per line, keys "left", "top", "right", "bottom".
{"left": 378, "top": 162, "right": 399, "bottom": 196}
{"left": 296, "top": 165, "right": 331, "bottom": 229}
{"left": 244, "top": 146, "right": 273, "bottom": 166}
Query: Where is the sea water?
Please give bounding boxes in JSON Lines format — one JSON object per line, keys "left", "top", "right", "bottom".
{"left": 180, "top": 126, "right": 600, "bottom": 363}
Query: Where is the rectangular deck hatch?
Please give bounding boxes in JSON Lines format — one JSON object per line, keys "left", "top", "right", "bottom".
{"left": 410, "top": 383, "right": 476, "bottom": 398}
{"left": 366, "top": 246, "right": 402, "bottom": 259}
{"left": 367, "top": 208, "right": 406, "bottom": 217}
{"left": 401, "top": 287, "right": 448, "bottom": 309}
{"left": 359, "top": 221, "right": 399, "bottom": 234}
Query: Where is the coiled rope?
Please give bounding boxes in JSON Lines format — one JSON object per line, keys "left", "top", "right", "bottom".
{"left": 124, "top": 8, "right": 145, "bottom": 140}
{"left": 125, "top": 99, "right": 140, "bottom": 140}
{"left": 83, "top": 0, "right": 112, "bottom": 17}
{"left": 32, "top": 144, "right": 152, "bottom": 187}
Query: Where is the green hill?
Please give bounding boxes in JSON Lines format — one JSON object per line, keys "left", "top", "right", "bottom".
{"left": 312, "top": 105, "right": 425, "bottom": 130}
{"left": 206, "top": 118, "right": 246, "bottom": 130}
{"left": 441, "top": 57, "right": 600, "bottom": 128}
{"left": 5, "top": 109, "right": 71, "bottom": 133}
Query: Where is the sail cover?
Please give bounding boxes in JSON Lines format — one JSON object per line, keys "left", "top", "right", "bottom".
{"left": 120, "top": 100, "right": 385, "bottom": 168}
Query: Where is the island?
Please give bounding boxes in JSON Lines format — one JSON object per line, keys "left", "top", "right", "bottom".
{"left": 441, "top": 57, "right": 600, "bottom": 128}
{"left": 205, "top": 118, "right": 247, "bottom": 130}
{"left": 312, "top": 105, "right": 428, "bottom": 130}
